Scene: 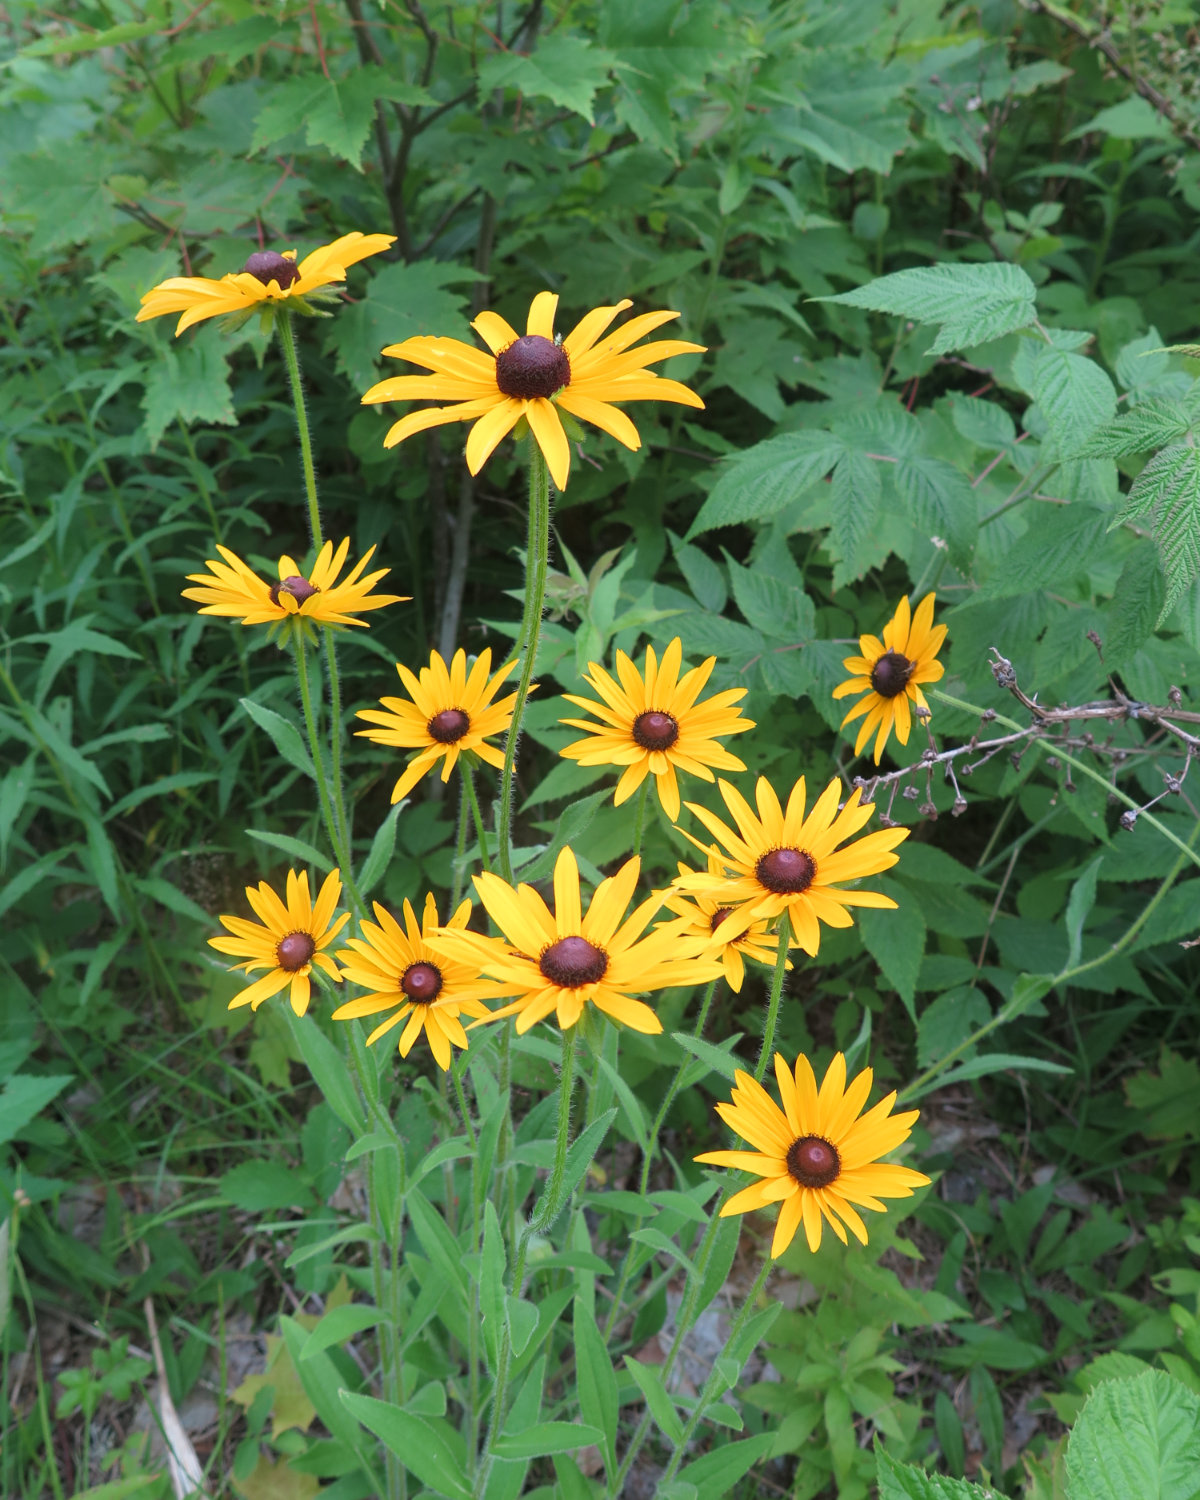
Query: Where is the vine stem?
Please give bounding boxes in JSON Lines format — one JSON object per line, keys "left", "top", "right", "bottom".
{"left": 656, "top": 1260, "right": 773, "bottom": 1487}
{"left": 479, "top": 1026, "right": 578, "bottom": 1486}
{"left": 496, "top": 440, "right": 551, "bottom": 881}
{"left": 754, "top": 912, "right": 793, "bottom": 1083}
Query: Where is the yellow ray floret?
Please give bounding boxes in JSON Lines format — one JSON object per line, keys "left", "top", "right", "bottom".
{"left": 355, "top": 647, "right": 522, "bottom": 803}
{"left": 209, "top": 868, "right": 349, "bottom": 1017}
{"left": 137, "top": 232, "right": 395, "bottom": 335}
{"left": 429, "top": 846, "right": 722, "bottom": 1035}
{"left": 559, "top": 637, "right": 753, "bottom": 823}
{"left": 183, "top": 538, "right": 406, "bottom": 629}
{"left": 360, "top": 291, "right": 705, "bottom": 491}
{"left": 332, "top": 893, "right": 515, "bottom": 1070}
{"left": 674, "top": 775, "right": 908, "bottom": 957}
{"left": 696, "top": 1051, "right": 931, "bottom": 1256}
{"left": 833, "top": 593, "right": 948, "bottom": 764}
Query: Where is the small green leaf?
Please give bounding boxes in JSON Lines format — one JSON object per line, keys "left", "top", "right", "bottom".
{"left": 245, "top": 828, "right": 332, "bottom": 872}
{"left": 358, "top": 802, "right": 405, "bottom": 896}
{"left": 338, "top": 1393, "right": 471, "bottom": 1498}
{"left": 219, "top": 1161, "right": 314, "bottom": 1212}
{"left": 624, "top": 1356, "right": 685, "bottom": 1444}
{"left": 669, "top": 1032, "right": 744, "bottom": 1084}
{"left": 492, "top": 1421, "right": 605, "bottom": 1460}
{"left": 239, "top": 699, "right": 314, "bottom": 779}
{"left": 0, "top": 1075, "right": 73, "bottom": 1146}
{"left": 287, "top": 1011, "right": 363, "bottom": 1134}
{"left": 876, "top": 1443, "right": 983, "bottom": 1498}
{"left": 300, "top": 1304, "right": 385, "bottom": 1359}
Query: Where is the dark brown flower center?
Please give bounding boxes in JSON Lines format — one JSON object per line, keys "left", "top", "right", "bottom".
{"left": 427, "top": 708, "right": 470, "bottom": 744}
{"left": 870, "top": 649, "right": 914, "bottom": 699}
{"left": 269, "top": 575, "right": 319, "bottom": 607}
{"left": 710, "top": 906, "right": 734, "bottom": 935}
{"left": 755, "top": 848, "right": 815, "bottom": 894}
{"left": 495, "top": 335, "right": 571, "bottom": 399}
{"left": 401, "top": 961, "right": 442, "bottom": 1003}
{"left": 786, "top": 1135, "right": 840, "bottom": 1188}
{"left": 243, "top": 250, "right": 301, "bottom": 289}
{"left": 632, "top": 710, "right": 679, "bottom": 751}
{"left": 539, "top": 935, "right": 608, "bottom": 988}
{"left": 278, "top": 932, "right": 315, "bottom": 971}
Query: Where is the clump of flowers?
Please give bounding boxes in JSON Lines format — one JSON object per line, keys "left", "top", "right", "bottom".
{"left": 558, "top": 637, "right": 754, "bottom": 822}
{"left": 183, "top": 539, "right": 405, "bottom": 632}
{"left": 209, "top": 869, "right": 348, "bottom": 1016}
{"left": 833, "top": 593, "right": 947, "bottom": 764}
{"left": 360, "top": 292, "right": 704, "bottom": 489}
{"left": 660, "top": 853, "right": 789, "bottom": 993}
{"left": 697, "top": 1052, "right": 930, "bottom": 1256}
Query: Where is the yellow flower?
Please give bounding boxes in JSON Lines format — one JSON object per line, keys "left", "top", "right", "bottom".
{"left": 183, "top": 538, "right": 406, "bottom": 629}
{"left": 431, "top": 846, "right": 722, "bottom": 1035}
{"left": 355, "top": 647, "right": 521, "bottom": 804}
{"left": 832, "top": 593, "right": 947, "bottom": 764}
{"left": 559, "top": 637, "right": 753, "bottom": 823}
{"left": 136, "top": 232, "right": 395, "bottom": 335}
{"left": 359, "top": 291, "right": 705, "bottom": 490}
{"left": 696, "top": 1052, "right": 930, "bottom": 1257}
{"left": 660, "top": 854, "right": 789, "bottom": 993}
{"left": 331, "top": 894, "right": 512, "bottom": 1070}
{"left": 676, "top": 776, "right": 908, "bottom": 957}
{"left": 209, "top": 868, "right": 348, "bottom": 1017}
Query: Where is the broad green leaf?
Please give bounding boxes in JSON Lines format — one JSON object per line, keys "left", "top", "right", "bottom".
{"left": 676, "top": 1433, "right": 776, "bottom": 1499}
{"left": 892, "top": 456, "right": 977, "bottom": 565}
{"left": 1065, "top": 1370, "right": 1200, "bottom": 1500}
{"left": 858, "top": 877, "right": 926, "bottom": 1020}
{"left": 252, "top": 67, "right": 434, "bottom": 168}
{"left": 358, "top": 801, "right": 405, "bottom": 896}
{"left": 1075, "top": 398, "right": 1191, "bottom": 458}
{"left": 300, "top": 1303, "right": 385, "bottom": 1359}
{"left": 219, "top": 1161, "right": 314, "bottom": 1212}
{"left": 287, "top": 1012, "right": 363, "bottom": 1134}
{"left": 0, "top": 1074, "right": 72, "bottom": 1146}
{"left": 1123, "top": 1048, "right": 1200, "bottom": 1140}
{"left": 1064, "top": 857, "right": 1104, "bottom": 969}
{"left": 574, "top": 1298, "right": 619, "bottom": 1480}
{"left": 1112, "top": 446, "right": 1200, "bottom": 618}
{"left": 950, "top": 394, "right": 1016, "bottom": 450}
{"left": 818, "top": 263, "right": 1038, "bottom": 354}
{"left": 686, "top": 432, "right": 844, "bottom": 537}
{"left": 239, "top": 699, "right": 314, "bottom": 780}
{"left": 478, "top": 36, "right": 616, "bottom": 123}
{"left": 830, "top": 447, "right": 882, "bottom": 581}
{"left": 876, "top": 1444, "right": 983, "bottom": 1498}
{"left": 491, "top": 1421, "right": 605, "bottom": 1460}
{"left": 338, "top": 1393, "right": 472, "bottom": 1498}
{"left": 1029, "top": 345, "right": 1117, "bottom": 439}
{"left": 1105, "top": 544, "right": 1166, "bottom": 666}
{"left": 669, "top": 1032, "right": 743, "bottom": 1084}
{"left": 978, "top": 505, "right": 1110, "bottom": 598}
{"left": 141, "top": 339, "right": 236, "bottom": 449}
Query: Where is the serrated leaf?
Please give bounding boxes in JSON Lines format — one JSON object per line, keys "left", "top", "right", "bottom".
{"left": 950, "top": 394, "right": 1017, "bottom": 450}
{"left": 892, "top": 456, "right": 977, "bottom": 565}
{"left": 0, "top": 1075, "right": 73, "bottom": 1145}
{"left": 819, "top": 262, "right": 1038, "bottom": 354}
{"left": 1104, "top": 544, "right": 1165, "bottom": 666}
{"left": 141, "top": 339, "right": 235, "bottom": 450}
{"left": 687, "top": 432, "right": 844, "bottom": 537}
{"left": 1029, "top": 345, "right": 1117, "bottom": 440}
{"left": 830, "top": 448, "right": 882, "bottom": 581}
{"left": 329, "top": 259, "right": 475, "bottom": 390}
{"left": 1074, "top": 398, "right": 1191, "bottom": 458}
{"left": 979, "top": 505, "right": 1110, "bottom": 598}
{"left": 478, "top": 36, "right": 616, "bottom": 123}
{"left": 876, "top": 1444, "right": 982, "bottom": 1498}
{"left": 1065, "top": 1370, "right": 1200, "bottom": 1500}
{"left": 1123, "top": 445, "right": 1200, "bottom": 619}
{"left": 252, "top": 67, "right": 434, "bottom": 168}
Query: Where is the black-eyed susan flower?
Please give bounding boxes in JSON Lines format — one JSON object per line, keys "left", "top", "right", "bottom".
{"left": 331, "top": 894, "right": 512, "bottom": 1070}
{"left": 660, "top": 854, "right": 789, "bottom": 993}
{"left": 430, "top": 846, "right": 721, "bottom": 1035}
{"left": 832, "top": 593, "right": 947, "bottom": 764}
{"left": 183, "top": 538, "right": 406, "bottom": 629}
{"left": 355, "top": 647, "right": 521, "bottom": 804}
{"left": 696, "top": 1052, "right": 930, "bottom": 1256}
{"left": 210, "top": 868, "right": 348, "bottom": 1017}
{"left": 359, "top": 292, "right": 705, "bottom": 490}
{"left": 558, "top": 637, "right": 753, "bottom": 823}
{"left": 676, "top": 776, "right": 908, "bottom": 957}
{"left": 136, "top": 232, "right": 395, "bottom": 335}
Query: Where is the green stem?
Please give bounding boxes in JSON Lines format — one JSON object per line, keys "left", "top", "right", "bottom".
{"left": 276, "top": 314, "right": 323, "bottom": 548}
{"left": 603, "top": 979, "right": 719, "bottom": 1341}
{"left": 322, "top": 628, "right": 353, "bottom": 884}
{"left": 931, "top": 689, "right": 1200, "bottom": 875}
{"left": 656, "top": 1260, "right": 773, "bottom": 1488}
{"left": 754, "top": 912, "right": 792, "bottom": 1083}
{"left": 496, "top": 441, "right": 551, "bottom": 881}
{"left": 450, "top": 774, "right": 471, "bottom": 909}
{"left": 293, "top": 625, "right": 345, "bottom": 864}
{"left": 631, "top": 778, "right": 651, "bottom": 862}
{"left": 463, "top": 766, "right": 492, "bottom": 872}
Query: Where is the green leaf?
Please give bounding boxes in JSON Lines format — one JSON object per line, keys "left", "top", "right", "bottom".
{"left": 876, "top": 1444, "right": 983, "bottom": 1498}
{"left": 252, "top": 66, "right": 435, "bottom": 168}
{"left": 676, "top": 1433, "right": 776, "bottom": 1499}
{"left": 328, "top": 260, "right": 475, "bottom": 389}
{"left": 1104, "top": 544, "right": 1166, "bottom": 666}
{"left": 492, "top": 1421, "right": 605, "bottom": 1460}
{"left": 532, "top": 1109, "right": 617, "bottom": 1225}
{"left": 280, "top": 1315, "right": 373, "bottom": 1458}
{"left": 1075, "top": 398, "right": 1191, "bottom": 458}
{"left": 574, "top": 1298, "right": 619, "bottom": 1480}
{"left": 978, "top": 505, "right": 1110, "bottom": 598}
{"left": 219, "top": 1161, "right": 314, "bottom": 1212}
{"left": 0, "top": 1075, "right": 72, "bottom": 1146}
{"left": 624, "top": 1356, "right": 685, "bottom": 1444}
{"left": 338, "top": 1393, "right": 472, "bottom": 1498}
{"left": 300, "top": 1303, "right": 385, "bottom": 1359}
{"left": 239, "top": 699, "right": 314, "bottom": 780}
{"left": 245, "top": 829, "right": 332, "bottom": 873}
{"left": 480, "top": 1202, "right": 507, "bottom": 1373}
{"left": 857, "top": 877, "right": 926, "bottom": 1021}
{"left": 1065, "top": 1370, "right": 1200, "bottom": 1500}
{"left": 286, "top": 1012, "right": 363, "bottom": 1134}
{"left": 478, "top": 36, "right": 616, "bottom": 123}
{"left": 892, "top": 457, "right": 977, "bottom": 566}
{"left": 141, "top": 339, "right": 235, "bottom": 450}
{"left": 515, "top": 791, "right": 609, "bottom": 882}
{"left": 818, "top": 263, "right": 1038, "bottom": 354}
{"left": 358, "top": 802, "right": 404, "bottom": 897}
{"left": 1029, "top": 345, "right": 1117, "bottom": 440}
{"left": 506, "top": 1295, "right": 539, "bottom": 1358}
{"left": 930, "top": 1053, "right": 1072, "bottom": 1091}
{"left": 1112, "top": 446, "right": 1200, "bottom": 619}
{"left": 1064, "top": 856, "right": 1104, "bottom": 970}
{"left": 830, "top": 447, "right": 882, "bottom": 581}
{"left": 950, "top": 394, "right": 1017, "bottom": 451}
{"left": 669, "top": 1032, "right": 744, "bottom": 1084}
{"left": 686, "top": 432, "right": 844, "bottom": 538}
